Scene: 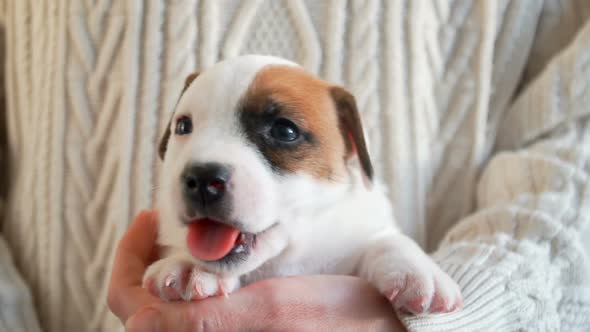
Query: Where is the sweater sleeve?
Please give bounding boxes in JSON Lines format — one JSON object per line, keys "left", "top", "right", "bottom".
{"left": 399, "top": 17, "right": 590, "bottom": 332}
{"left": 0, "top": 236, "right": 42, "bottom": 332}
{"left": 0, "top": 6, "right": 41, "bottom": 332}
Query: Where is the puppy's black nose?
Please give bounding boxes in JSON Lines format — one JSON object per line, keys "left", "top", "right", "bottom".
{"left": 182, "top": 163, "right": 231, "bottom": 206}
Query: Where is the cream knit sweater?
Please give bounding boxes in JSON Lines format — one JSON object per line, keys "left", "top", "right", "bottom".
{"left": 1, "top": 1, "right": 590, "bottom": 331}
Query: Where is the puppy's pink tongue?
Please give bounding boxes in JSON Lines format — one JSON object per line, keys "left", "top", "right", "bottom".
{"left": 186, "top": 218, "right": 240, "bottom": 261}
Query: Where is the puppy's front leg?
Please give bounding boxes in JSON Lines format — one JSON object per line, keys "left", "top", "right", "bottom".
{"left": 357, "top": 231, "right": 462, "bottom": 314}
{"left": 143, "top": 249, "right": 240, "bottom": 301}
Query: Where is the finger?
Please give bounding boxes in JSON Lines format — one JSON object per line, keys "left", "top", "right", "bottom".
{"left": 237, "top": 276, "right": 399, "bottom": 331}
{"left": 126, "top": 277, "right": 335, "bottom": 332}
{"left": 126, "top": 276, "right": 403, "bottom": 332}
{"left": 108, "top": 210, "right": 160, "bottom": 322}
{"left": 126, "top": 286, "right": 267, "bottom": 332}
{"left": 126, "top": 276, "right": 343, "bottom": 332}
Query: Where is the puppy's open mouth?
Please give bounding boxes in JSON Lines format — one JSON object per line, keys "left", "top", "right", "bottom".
{"left": 186, "top": 218, "right": 259, "bottom": 262}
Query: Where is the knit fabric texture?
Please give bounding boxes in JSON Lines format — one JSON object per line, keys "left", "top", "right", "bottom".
{"left": 1, "top": 1, "right": 590, "bottom": 331}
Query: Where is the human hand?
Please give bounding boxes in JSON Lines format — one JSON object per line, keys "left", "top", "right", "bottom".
{"left": 108, "top": 211, "right": 406, "bottom": 332}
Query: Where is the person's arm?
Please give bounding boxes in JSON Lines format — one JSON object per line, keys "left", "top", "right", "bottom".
{"left": 0, "top": 236, "right": 42, "bottom": 332}
{"left": 399, "top": 19, "right": 590, "bottom": 332}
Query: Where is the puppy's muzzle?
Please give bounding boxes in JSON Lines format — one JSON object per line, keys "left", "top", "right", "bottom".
{"left": 181, "top": 162, "right": 232, "bottom": 219}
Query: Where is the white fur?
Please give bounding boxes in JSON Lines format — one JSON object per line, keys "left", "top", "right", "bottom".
{"left": 144, "top": 55, "right": 462, "bottom": 314}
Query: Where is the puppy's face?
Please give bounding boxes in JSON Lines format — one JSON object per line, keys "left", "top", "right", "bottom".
{"left": 158, "top": 55, "right": 372, "bottom": 275}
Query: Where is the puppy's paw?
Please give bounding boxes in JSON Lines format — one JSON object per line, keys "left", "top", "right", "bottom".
{"left": 143, "top": 257, "right": 239, "bottom": 301}
{"left": 379, "top": 263, "right": 462, "bottom": 314}
{"left": 186, "top": 270, "right": 239, "bottom": 300}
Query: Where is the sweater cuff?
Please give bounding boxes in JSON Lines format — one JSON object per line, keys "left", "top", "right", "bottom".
{"left": 397, "top": 244, "right": 560, "bottom": 331}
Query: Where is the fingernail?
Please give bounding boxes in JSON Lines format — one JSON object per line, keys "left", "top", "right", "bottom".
{"left": 126, "top": 307, "right": 161, "bottom": 332}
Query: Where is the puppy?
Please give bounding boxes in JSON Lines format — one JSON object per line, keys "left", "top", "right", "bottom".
{"left": 144, "top": 55, "right": 462, "bottom": 314}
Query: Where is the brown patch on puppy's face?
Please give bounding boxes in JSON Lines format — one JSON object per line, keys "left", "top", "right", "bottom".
{"left": 239, "top": 66, "right": 350, "bottom": 180}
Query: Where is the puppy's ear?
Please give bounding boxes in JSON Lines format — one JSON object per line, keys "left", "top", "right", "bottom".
{"left": 159, "top": 71, "right": 200, "bottom": 160}
{"left": 158, "top": 121, "right": 172, "bottom": 160}
{"left": 330, "top": 87, "right": 373, "bottom": 182}
{"left": 182, "top": 72, "right": 200, "bottom": 93}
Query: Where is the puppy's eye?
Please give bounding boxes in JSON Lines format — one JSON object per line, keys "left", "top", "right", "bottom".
{"left": 175, "top": 116, "right": 193, "bottom": 135}
{"left": 270, "top": 118, "right": 299, "bottom": 142}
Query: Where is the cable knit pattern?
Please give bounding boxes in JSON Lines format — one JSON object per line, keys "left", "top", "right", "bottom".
{"left": 1, "top": 1, "right": 589, "bottom": 331}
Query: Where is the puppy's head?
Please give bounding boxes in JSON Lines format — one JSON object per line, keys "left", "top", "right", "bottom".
{"left": 158, "top": 55, "right": 373, "bottom": 274}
